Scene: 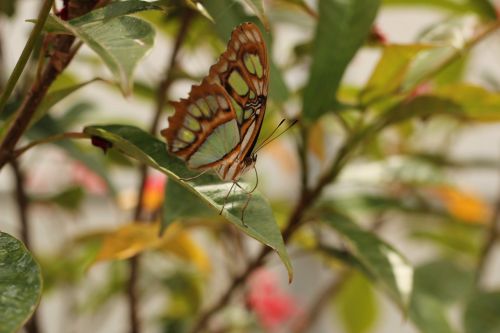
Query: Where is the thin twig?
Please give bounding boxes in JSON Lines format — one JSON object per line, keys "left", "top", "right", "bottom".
{"left": 126, "top": 11, "right": 193, "bottom": 333}
{"left": 11, "top": 160, "right": 40, "bottom": 333}
{"left": 0, "top": 0, "right": 54, "bottom": 114}
{"left": 13, "top": 132, "right": 88, "bottom": 158}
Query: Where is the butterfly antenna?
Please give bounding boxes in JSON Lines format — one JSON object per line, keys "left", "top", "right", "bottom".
{"left": 254, "top": 119, "right": 298, "bottom": 153}
{"left": 254, "top": 119, "right": 286, "bottom": 152}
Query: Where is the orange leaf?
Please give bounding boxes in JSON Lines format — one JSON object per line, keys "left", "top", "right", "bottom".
{"left": 308, "top": 121, "right": 326, "bottom": 161}
{"left": 432, "top": 185, "right": 491, "bottom": 224}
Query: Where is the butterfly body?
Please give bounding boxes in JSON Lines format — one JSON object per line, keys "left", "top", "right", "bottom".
{"left": 162, "top": 22, "right": 269, "bottom": 182}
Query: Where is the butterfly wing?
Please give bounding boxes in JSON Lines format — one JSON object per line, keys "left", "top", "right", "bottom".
{"left": 205, "top": 22, "right": 269, "bottom": 160}
{"left": 162, "top": 83, "right": 240, "bottom": 170}
{"left": 162, "top": 22, "right": 269, "bottom": 181}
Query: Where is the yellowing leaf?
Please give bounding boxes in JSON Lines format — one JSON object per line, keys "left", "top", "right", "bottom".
{"left": 432, "top": 185, "right": 491, "bottom": 224}
{"left": 94, "top": 222, "right": 211, "bottom": 273}
{"left": 362, "top": 44, "right": 432, "bottom": 104}
{"left": 433, "top": 84, "right": 500, "bottom": 122}
{"left": 155, "top": 224, "right": 211, "bottom": 274}
{"left": 308, "top": 121, "right": 326, "bottom": 161}
{"left": 95, "top": 223, "right": 161, "bottom": 262}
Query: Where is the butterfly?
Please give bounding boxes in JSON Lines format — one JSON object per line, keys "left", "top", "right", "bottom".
{"left": 161, "top": 22, "right": 269, "bottom": 186}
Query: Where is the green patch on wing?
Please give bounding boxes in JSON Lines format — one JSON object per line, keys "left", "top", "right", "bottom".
{"left": 228, "top": 70, "right": 249, "bottom": 96}
{"left": 188, "top": 120, "right": 240, "bottom": 168}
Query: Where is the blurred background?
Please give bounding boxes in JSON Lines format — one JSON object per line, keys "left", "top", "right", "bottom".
{"left": 2, "top": 0, "right": 500, "bottom": 332}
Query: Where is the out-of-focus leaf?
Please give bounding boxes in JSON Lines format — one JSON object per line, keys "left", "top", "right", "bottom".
{"left": 361, "top": 44, "right": 432, "bottom": 104}
{"left": 308, "top": 121, "right": 326, "bottom": 161}
{"left": 401, "top": 16, "right": 480, "bottom": 92}
{"left": 163, "top": 270, "right": 203, "bottom": 318}
{"left": 322, "top": 210, "right": 413, "bottom": 309}
{"left": 0, "top": 0, "right": 16, "bottom": 17}
{"left": 156, "top": 225, "right": 211, "bottom": 274}
{"left": 162, "top": 179, "right": 213, "bottom": 229}
{"left": 0, "top": 79, "right": 99, "bottom": 141}
{"left": 464, "top": 291, "right": 500, "bottom": 333}
{"left": 383, "top": 0, "right": 497, "bottom": 20}
{"left": 430, "top": 185, "right": 491, "bottom": 224}
{"left": 433, "top": 84, "right": 500, "bottom": 122}
{"left": 241, "top": 0, "right": 269, "bottom": 30}
{"left": 413, "top": 259, "right": 474, "bottom": 304}
{"left": 410, "top": 293, "right": 454, "bottom": 333}
{"left": 334, "top": 272, "right": 378, "bottom": 333}
{"left": 84, "top": 125, "right": 292, "bottom": 280}
{"left": 39, "top": 236, "right": 102, "bottom": 292}
{"left": 378, "top": 95, "right": 465, "bottom": 129}
{"left": 185, "top": 0, "right": 215, "bottom": 23}
{"left": 411, "top": 223, "right": 482, "bottom": 257}
{"left": 94, "top": 222, "right": 211, "bottom": 274}
{"left": 0, "top": 232, "right": 42, "bottom": 333}
{"left": 303, "top": 0, "right": 380, "bottom": 122}
{"left": 205, "top": 0, "right": 289, "bottom": 103}
{"left": 45, "top": 1, "right": 158, "bottom": 94}
{"left": 35, "top": 186, "right": 85, "bottom": 212}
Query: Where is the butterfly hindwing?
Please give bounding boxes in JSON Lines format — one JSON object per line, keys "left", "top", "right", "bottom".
{"left": 162, "top": 83, "right": 239, "bottom": 169}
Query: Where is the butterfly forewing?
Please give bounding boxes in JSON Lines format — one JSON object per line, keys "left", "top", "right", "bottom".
{"left": 206, "top": 22, "right": 269, "bottom": 159}
{"left": 162, "top": 22, "right": 269, "bottom": 181}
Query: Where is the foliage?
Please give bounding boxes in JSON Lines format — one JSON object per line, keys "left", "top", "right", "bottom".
{"left": 1, "top": 0, "right": 500, "bottom": 333}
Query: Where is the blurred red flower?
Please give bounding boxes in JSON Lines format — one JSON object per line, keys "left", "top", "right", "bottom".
{"left": 247, "top": 269, "right": 302, "bottom": 332}
{"left": 142, "top": 173, "right": 167, "bottom": 212}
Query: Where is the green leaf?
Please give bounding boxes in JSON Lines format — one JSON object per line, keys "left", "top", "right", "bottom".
{"left": 413, "top": 259, "right": 474, "bottom": 304}
{"left": 334, "top": 272, "right": 378, "bottom": 333}
{"left": 240, "top": 0, "right": 269, "bottom": 30}
{"left": 0, "top": 0, "right": 16, "bottom": 17}
{"left": 383, "top": 0, "right": 497, "bottom": 20}
{"left": 83, "top": 125, "right": 293, "bottom": 280}
{"left": 322, "top": 210, "right": 413, "bottom": 309}
{"left": 162, "top": 179, "right": 213, "bottom": 229}
{"left": 0, "top": 232, "right": 42, "bottom": 333}
{"left": 410, "top": 293, "right": 454, "bottom": 333}
{"left": 46, "top": 1, "right": 158, "bottom": 94}
{"left": 302, "top": 0, "right": 380, "bottom": 122}
{"left": 36, "top": 186, "right": 85, "bottom": 212}
{"left": 464, "top": 291, "right": 500, "bottom": 333}
{"left": 361, "top": 44, "right": 432, "bottom": 104}
{"left": 433, "top": 84, "right": 500, "bottom": 122}
{"left": 379, "top": 95, "right": 465, "bottom": 128}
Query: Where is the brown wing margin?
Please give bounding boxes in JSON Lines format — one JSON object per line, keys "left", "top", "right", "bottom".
{"left": 161, "top": 83, "right": 237, "bottom": 163}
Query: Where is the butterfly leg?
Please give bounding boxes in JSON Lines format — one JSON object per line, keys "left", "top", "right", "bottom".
{"left": 234, "top": 182, "right": 254, "bottom": 227}
{"left": 179, "top": 169, "right": 209, "bottom": 182}
{"left": 220, "top": 182, "right": 237, "bottom": 215}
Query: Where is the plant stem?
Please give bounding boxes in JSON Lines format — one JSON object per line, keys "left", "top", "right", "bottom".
{"left": 0, "top": 32, "right": 76, "bottom": 171}
{"left": 125, "top": 11, "right": 193, "bottom": 333}
{"left": 13, "top": 132, "right": 88, "bottom": 158}
{"left": 0, "top": 0, "right": 54, "bottom": 114}
{"left": 11, "top": 160, "right": 40, "bottom": 333}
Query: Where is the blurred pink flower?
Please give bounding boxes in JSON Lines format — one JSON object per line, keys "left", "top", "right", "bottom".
{"left": 247, "top": 269, "right": 302, "bottom": 332}
{"left": 72, "top": 162, "right": 107, "bottom": 194}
